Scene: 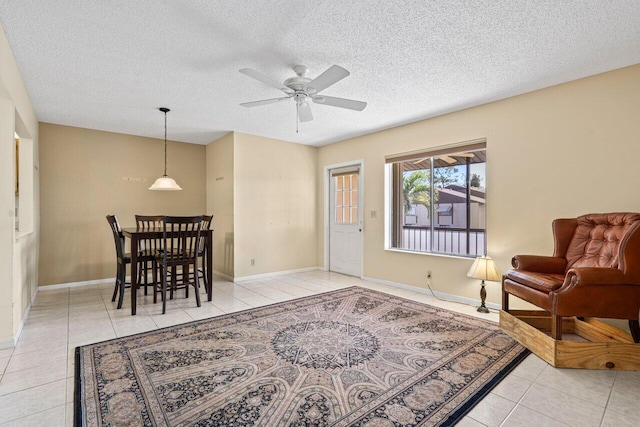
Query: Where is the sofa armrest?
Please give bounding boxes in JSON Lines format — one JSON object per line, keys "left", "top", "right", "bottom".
{"left": 564, "top": 267, "right": 627, "bottom": 287}
{"left": 512, "top": 255, "right": 567, "bottom": 274}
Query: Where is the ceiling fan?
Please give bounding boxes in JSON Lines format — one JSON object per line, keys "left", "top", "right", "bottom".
{"left": 439, "top": 153, "right": 475, "bottom": 164}
{"left": 239, "top": 65, "right": 367, "bottom": 124}
{"left": 412, "top": 153, "right": 475, "bottom": 165}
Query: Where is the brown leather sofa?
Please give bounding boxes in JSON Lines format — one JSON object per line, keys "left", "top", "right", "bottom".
{"left": 502, "top": 213, "right": 640, "bottom": 342}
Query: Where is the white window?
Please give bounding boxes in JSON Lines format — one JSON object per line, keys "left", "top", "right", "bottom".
{"left": 386, "top": 141, "right": 487, "bottom": 256}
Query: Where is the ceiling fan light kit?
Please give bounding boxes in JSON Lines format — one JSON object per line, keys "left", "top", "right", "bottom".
{"left": 149, "top": 107, "right": 182, "bottom": 191}
{"left": 239, "top": 64, "right": 367, "bottom": 129}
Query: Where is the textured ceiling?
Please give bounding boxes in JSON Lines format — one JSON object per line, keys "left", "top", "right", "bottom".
{"left": 1, "top": 1, "right": 639, "bottom": 146}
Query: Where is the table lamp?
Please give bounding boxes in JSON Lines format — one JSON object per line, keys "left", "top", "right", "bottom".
{"left": 466, "top": 255, "right": 501, "bottom": 313}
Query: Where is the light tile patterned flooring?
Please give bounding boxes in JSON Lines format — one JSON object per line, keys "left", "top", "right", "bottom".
{"left": 0, "top": 271, "right": 637, "bottom": 426}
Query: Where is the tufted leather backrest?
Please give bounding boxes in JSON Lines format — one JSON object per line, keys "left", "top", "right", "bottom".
{"left": 565, "top": 213, "right": 640, "bottom": 270}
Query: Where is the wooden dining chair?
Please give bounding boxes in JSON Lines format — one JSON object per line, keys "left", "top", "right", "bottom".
{"left": 135, "top": 215, "right": 163, "bottom": 295}
{"left": 154, "top": 215, "right": 203, "bottom": 314}
{"left": 106, "top": 215, "right": 130, "bottom": 309}
{"left": 197, "top": 214, "right": 213, "bottom": 289}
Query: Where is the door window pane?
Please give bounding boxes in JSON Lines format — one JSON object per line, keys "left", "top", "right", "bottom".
{"left": 334, "top": 172, "right": 359, "bottom": 224}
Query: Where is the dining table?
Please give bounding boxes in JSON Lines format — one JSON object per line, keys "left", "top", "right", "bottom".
{"left": 122, "top": 227, "right": 213, "bottom": 315}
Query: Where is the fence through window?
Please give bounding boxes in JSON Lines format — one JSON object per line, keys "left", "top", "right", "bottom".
{"left": 387, "top": 142, "right": 487, "bottom": 257}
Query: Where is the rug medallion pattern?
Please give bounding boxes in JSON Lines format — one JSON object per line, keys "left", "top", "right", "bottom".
{"left": 76, "top": 287, "right": 527, "bottom": 426}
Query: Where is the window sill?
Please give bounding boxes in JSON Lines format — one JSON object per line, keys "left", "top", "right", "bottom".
{"left": 384, "top": 247, "right": 475, "bottom": 260}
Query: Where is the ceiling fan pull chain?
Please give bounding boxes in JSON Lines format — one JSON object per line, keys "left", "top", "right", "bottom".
{"left": 296, "top": 105, "right": 299, "bottom": 133}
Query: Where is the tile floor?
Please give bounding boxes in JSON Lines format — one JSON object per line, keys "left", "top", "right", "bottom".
{"left": 0, "top": 271, "right": 637, "bottom": 426}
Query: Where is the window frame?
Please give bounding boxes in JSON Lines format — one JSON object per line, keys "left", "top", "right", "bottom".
{"left": 385, "top": 140, "right": 487, "bottom": 258}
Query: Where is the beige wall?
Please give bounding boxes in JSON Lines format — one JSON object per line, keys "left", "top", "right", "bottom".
{"left": 317, "top": 64, "right": 640, "bottom": 308}
{"left": 3, "top": 9, "right": 638, "bottom": 347}
{"left": 206, "top": 133, "right": 234, "bottom": 278}
{"left": 233, "top": 132, "right": 317, "bottom": 278}
{"left": 38, "top": 123, "right": 206, "bottom": 286}
{"left": 0, "top": 22, "right": 40, "bottom": 345}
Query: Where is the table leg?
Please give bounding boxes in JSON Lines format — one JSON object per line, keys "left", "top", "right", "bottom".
{"left": 131, "top": 236, "right": 139, "bottom": 315}
{"left": 206, "top": 231, "right": 213, "bottom": 301}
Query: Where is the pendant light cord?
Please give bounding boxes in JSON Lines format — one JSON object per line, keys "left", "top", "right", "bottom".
{"left": 158, "top": 107, "right": 171, "bottom": 177}
{"left": 149, "top": 107, "right": 181, "bottom": 190}
{"left": 163, "top": 110, "right": 168, "bottom": 177}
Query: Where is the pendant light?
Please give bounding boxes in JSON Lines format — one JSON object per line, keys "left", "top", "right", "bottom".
{"left": 149, "top": 107, "right": 182, "bottom": 191}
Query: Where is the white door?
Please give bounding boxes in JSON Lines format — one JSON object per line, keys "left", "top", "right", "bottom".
{"left": 329, "top": 167, "right": 362, "bottom": 277}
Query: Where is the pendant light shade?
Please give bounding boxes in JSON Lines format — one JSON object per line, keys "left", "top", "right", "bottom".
{"left": 149, "top": 108, "right": 182, "bottom": 191}
{"left": 149, "top": 176, "right": 182, "bottom": 191}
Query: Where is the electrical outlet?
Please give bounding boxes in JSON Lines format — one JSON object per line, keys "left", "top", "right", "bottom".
{"left": 250, "top": 259, "right": 255, "bottom": 266}
{"left": 427, "top": 271, "right": 432, "bottom": 286}
{"left": 370, "top": 210, "right": 377, "bottom": 218}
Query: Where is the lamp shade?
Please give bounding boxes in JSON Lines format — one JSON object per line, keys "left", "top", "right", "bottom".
{"left": 148, "top": 176, "right": 182, "bottom": 191}
{"left": 466, "top": 256, "right": 501, "bottom": 282}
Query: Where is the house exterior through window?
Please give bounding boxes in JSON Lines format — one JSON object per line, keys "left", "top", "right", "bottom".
{"left": 386, "top": 140, "right": 487, "bottom": 257}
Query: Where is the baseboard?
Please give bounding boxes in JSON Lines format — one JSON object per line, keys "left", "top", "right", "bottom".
{"left": 212, "top": 270, "right": 234, "bottom": 282}
{"left": 363, "top": 276, "right": 501, "bottom": 311}
{"left": 34, "top": 271, "right": 495, "bottom": 311}
{"left": 39, "top": 267, "right": 324, "bottom": 289}
{"left": 14, "top": 287, "right": 38, "bottom": 343}
{"left": 234, "top": 267, "right": 320, "bottom": 283}
{"left": 1, "top": 281, "right": 40, "bottom": 349}
{"left": 39, "top": 277, "right": 116, "bottom": 290}
{"left": 39, "top": 269, "right": 284, "bottom": 289}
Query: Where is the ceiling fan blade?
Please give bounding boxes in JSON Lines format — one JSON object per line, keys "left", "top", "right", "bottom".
{"left": 239, "top": 68, "right": 293, "bottom": 94}
{"left": 240, "top": 97, "right": 290, "bottom": 107}
{"left": 305, "top": 65, "right": 350, "bottom": 94}
{"left": 297, "top": 102, "right": 313, "bottom": 122}
{"left": 437, "top": 153, "right": 475, "bottom": 164}
{"left": 313, "top": 95, "right": 367, "bottom": 111}
{"left": 439, "top": 156, "right": 457, "bottom": 164}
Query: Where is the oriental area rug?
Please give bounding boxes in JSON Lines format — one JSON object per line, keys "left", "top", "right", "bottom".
{"left": 75, "top": 287, "right": 528, "bottom": 426}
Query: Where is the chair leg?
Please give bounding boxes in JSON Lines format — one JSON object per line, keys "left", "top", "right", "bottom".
{"left": 162, "top": 266, "right": 167, "bottom": 315}
{"left": 111, "top": 265, "right": 119, "bottom": 302}
{"left": 154, "top": 265, "right": 160, "bottom": 304}
{"left": 152, "top": 260, "right": 158, "bottom": 295}
{"left": 170, "top": 266, "right": 177, "bottom": 300}
{"left": 185, "top": 266, "right": 190, "bottom": 299}
{"left": 194, "top": 264, "right": 201, "bottom": 308}
{"left": 551, "top": 314, "right": 563, "bottom": 340}
{"left": 197, "top": 260, "right": 207, "bottom": 293}
{"left": 630, "top": 320, "right": 640, "bottom": 343}
{"left": 137, "top": 264, "right": 143, "bottom": 293}
{"left": 117, "top": 264, "right": 126, "bottom": 310}
{"left": 201, "top": 259, "right": 208, "bottom": 290}
{"left": 143, "top": 261, "right": 148, "bottom": 296}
